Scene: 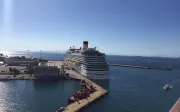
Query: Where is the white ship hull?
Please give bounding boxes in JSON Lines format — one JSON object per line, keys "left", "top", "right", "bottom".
{"left": 81, "top": 71, "right": 109, "bottom": 80}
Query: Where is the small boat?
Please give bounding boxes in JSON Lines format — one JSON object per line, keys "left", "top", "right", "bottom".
{"left": 163, "top": 84, "right": 171, "bottom": 90}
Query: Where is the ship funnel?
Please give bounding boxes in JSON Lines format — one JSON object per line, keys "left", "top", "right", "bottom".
{"left": 83, "top": 41, "right": 88, "bottom": 49}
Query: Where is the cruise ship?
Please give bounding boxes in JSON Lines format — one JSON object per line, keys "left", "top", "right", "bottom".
{"left": 64, "top": 41, "right": 109, "bottom": 80}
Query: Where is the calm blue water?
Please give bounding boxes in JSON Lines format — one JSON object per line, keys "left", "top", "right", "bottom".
{"left": 0, "top": 52, "right": 180, "bottom": 112}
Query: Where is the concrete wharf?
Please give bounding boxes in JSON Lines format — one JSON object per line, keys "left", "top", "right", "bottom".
{"left": 61, "top": 75, "right": 108, "bottom": 112}
{"left": 170, "top": 98, "right": 180, "bottom": 112}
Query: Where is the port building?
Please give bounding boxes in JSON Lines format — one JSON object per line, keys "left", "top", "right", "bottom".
{"left": 33, "top": 66, "right": 60, "bottom": 78}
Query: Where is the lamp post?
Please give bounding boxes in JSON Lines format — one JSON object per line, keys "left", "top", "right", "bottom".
{"left": 39, "top": 50, "right": 42, "bottom": 63}
{"left": 27, "top": 50, "right": 29, "bottom": 67}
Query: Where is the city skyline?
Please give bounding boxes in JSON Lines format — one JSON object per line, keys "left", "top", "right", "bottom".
{"left": 0, "top": 0, "right": 180, "bottom": 57}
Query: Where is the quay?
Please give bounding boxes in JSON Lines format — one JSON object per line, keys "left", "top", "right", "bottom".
{"left": 61, "top": 75, "right": 108, "bottom": 112}
{"left": 109, "top": 63, "right": 171, "bottom": 71}
{"left": 50, "top": 61, "right": 108, "bottom": 112}
{"left": 170, "top": 98, "right": 180, "bottom": 112}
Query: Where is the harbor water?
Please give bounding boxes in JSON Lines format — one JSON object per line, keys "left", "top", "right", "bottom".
{"left": 0, "top": 52, "right": 180, "bottom": 112}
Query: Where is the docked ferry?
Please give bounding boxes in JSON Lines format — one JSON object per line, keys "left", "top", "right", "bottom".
{"left": 64, "top": 41, "right": 109, "bottom": 80}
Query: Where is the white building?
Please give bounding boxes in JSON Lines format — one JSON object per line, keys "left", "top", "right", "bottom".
{"left": 4, "top": 58, "right": 38, "bottom": 66}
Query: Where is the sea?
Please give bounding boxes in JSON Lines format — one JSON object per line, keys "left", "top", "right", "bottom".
{"left": 0, "top": 51, "right": 180, "bottom": 112}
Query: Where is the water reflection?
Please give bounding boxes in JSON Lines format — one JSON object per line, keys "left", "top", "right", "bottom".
{"left": 0, "top": 81, "right": 29, "bottom": 112}
{"left": 93, "top": 80, "right": 110, "bottom": 90}
{"left": 32, "top": 80, "right": 60, "bottom": 90}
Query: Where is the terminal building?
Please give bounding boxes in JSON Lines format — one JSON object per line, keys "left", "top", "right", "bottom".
{"left": 33, "top": 66, "right": 60, "bottom": 78}
{"left": 4, "top": 58, "right": 39, "bottom": 66}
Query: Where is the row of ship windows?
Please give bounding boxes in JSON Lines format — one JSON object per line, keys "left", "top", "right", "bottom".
{"left": 83, "top": 64, "right": 107, "bottom": 66}
{"left": 83, "top": 59, "right": 106, "bottom": 60}
{"left": 65, "top": 59, "right": 107, "bottom": 63}
{"left": 84, "top": 56, "right": 105, "bottom": 58}
{"left": 82, "top": 68, "right": 109, "bottom": 70}
{"left": 82, "top": 66, "right": 108, "bottom": 68}
{"left": 84, "top": 74, "right": 105, "bottom": 76}
{"left": 82, "top": 62, "right": 107, "bottom": 64}
{"left": 82, "top": 65, "right": 107, "bottom": 67}
{"left": 66, "top": 62, "right": 108, "bottom": 67}
{"left": 82, "top": 67, "right": 109, "bottom": 69}
{"left": 82, "top": 66, "right": 109, "bottom": 68}
{"left": 65, "top": 57, "right": 105, "bottom": 59}
{"left": 65, "top": 54, "right": 105, "bottom": 56}
{"left": 66, "top": 62, "right": 107, "bottom": 65}
{"left": 83, "top": 60, "right": 106, "bottom": 62}
{"left": 82, "top": 69, "right": 109, "bottom": 71}
{"left": 84, "top": 62, "right": 107, "bottom": 64}
{"left": 66, "top": 58, "right": 105, "bottom": 60}
{"left": 82, "top": 73, "right": 108, "bottom": 75}
{"left": 83, "top": 58, "right": 106, "bottom": 61}
{"left": 84, "top": 64, "right": 108, "bottom": 67}
{"left": 82, "top": 72, "right": 107, "bottom": 75}
{"left": 83, "top": 63, "right": 107, "bottom": 65}
{"left": 82, "top": 64, "right": 108, "bottom": 66}
{"left": 83, "top": 70, "right": 108, "bottom": 72}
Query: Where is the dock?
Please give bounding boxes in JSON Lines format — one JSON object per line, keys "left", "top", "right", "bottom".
{"left": 61, "top": 75, "right": 108, "bottom": 112}
{"left": 50, "top": 61, "right": 108, "bottom": 112}
{"left": 170, "top": 98, "right": 180, "bottom": 112}
{"left": 109, "top": 64, "right": 171, "bottom": 71}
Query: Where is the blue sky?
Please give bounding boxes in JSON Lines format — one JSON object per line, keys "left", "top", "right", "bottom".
{"left": 0, "top": 0, "right": 180, "bottom": 57}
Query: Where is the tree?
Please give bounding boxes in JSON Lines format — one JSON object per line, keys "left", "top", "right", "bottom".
{"left": 9, "top": 68, "right": 13, "bottom": 74}
{"left": 27, "top": 66, "right": 34, "bottom": 76}
{"left": 29, "top": 67, "right": 34, "bottom": 76}
{"left": 12, "top": 68, "right": 20, "bottom": 75}
{"left": 16, "top": 69, "right": 20, "bottom": 75}
{"left": 21, "top": 56, "right": 26, "bottom": 59}
{"left": 65, "top": 73, "right": 69, "bottom": 77}
{"left": 12, "top": 68, "right": 16, "bottom": 75}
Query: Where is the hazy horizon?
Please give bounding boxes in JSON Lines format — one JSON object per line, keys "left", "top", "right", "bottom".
{"left": 0, "top": 50, "right": 180, "bottom": 58}
{"left": 0, "top": 0, "right": 180, "bottom": 57}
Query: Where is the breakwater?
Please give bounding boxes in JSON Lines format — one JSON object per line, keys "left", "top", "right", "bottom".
{"left": 109, "top": 64, "right": 171, "bottom": 71}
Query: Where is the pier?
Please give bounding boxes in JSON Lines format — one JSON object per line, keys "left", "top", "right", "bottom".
{"left": 61, "top": 75, "right": 107, "bottom": 112}
{"left": 170, "top": 98, "right": 180, "bottom": 112}
{"left": 109, "top": 63, "right": 171, "bottom": 71}
{"left": 49, "top": 61, "right": 108, "bottom": 112}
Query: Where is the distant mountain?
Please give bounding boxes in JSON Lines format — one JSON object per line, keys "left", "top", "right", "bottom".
{"left": 13, "top": 50, "right": 66, "bottom": 54}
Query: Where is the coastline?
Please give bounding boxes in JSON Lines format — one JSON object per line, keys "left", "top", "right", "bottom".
{"left": 0, "top": 74, "right": 79, "bottom": 81}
